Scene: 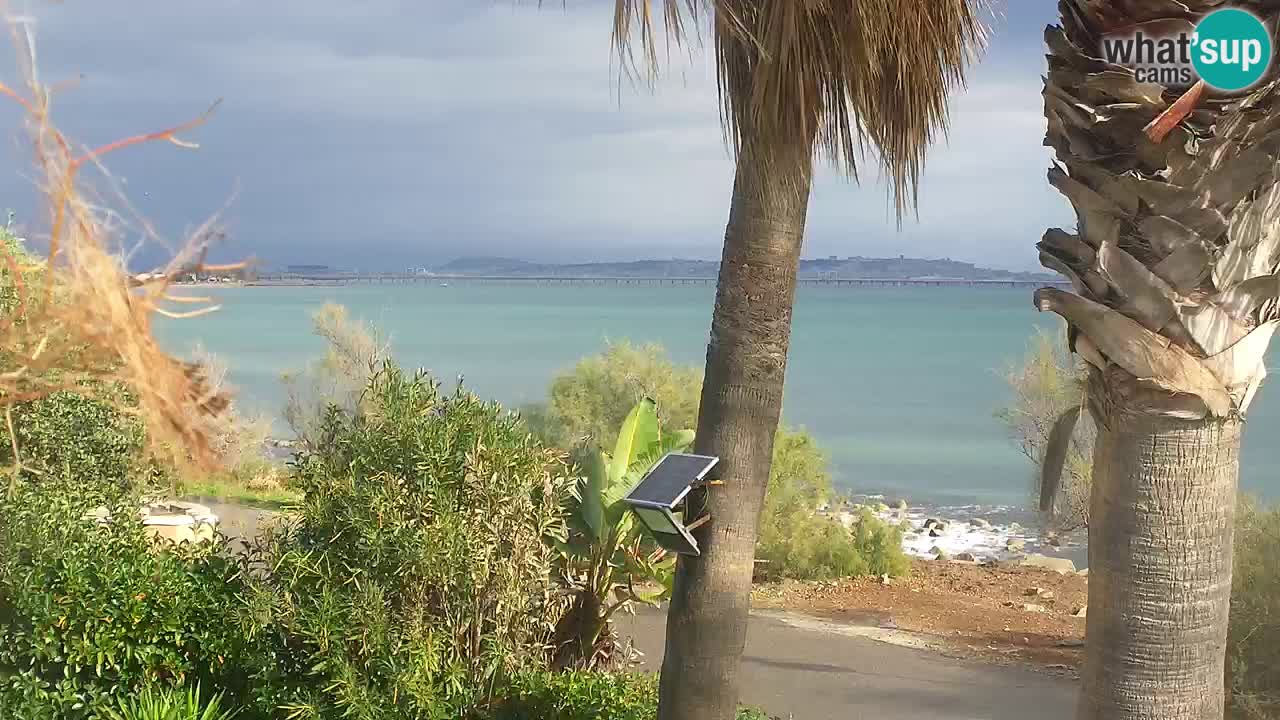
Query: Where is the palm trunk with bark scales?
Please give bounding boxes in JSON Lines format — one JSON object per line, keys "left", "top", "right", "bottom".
{"left": 1084, "top": 373, "right": 1240, "bottom": 719}
{"left": 1039, "top": 2, "right": 1280, "bottom": 719}
{"left": 657, "top": 131, "right": 812, "bottom": 720}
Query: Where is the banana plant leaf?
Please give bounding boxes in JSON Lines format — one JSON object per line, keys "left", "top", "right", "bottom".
{"left": 607, "top": 397, "right": 660, "bottom": 486}
{"left": 579, "top": 448, "right": 610, "bottom": 544}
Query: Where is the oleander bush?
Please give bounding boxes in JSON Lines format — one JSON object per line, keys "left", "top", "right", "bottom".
{"left": 250, "top": 362, "right": 571, "bottom": 719}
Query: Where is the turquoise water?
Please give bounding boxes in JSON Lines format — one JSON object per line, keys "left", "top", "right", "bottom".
{"left": 156, "top": 284, "right": 1280, "bottom": 508}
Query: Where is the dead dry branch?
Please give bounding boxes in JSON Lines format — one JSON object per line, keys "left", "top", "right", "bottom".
{"left": 0, "top": 23, "right": 238, "bottom": 473}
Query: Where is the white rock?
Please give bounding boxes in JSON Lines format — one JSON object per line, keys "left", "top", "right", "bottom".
{"left": 1020, "top": 554, "right": 1076, "bottom": 574}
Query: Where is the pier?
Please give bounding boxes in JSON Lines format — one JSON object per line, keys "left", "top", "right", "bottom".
{"left": 251, "top": 273, "right": 1067, "bottom": 289}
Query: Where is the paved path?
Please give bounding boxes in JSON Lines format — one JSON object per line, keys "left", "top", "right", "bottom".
{"left": 617, "top": 606, "right": 1077, "bottom": 720}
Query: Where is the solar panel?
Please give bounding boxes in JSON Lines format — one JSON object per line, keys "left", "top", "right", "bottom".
{"left": 650, "top": 527, "right": 700, "bottom": 556}
{"left": 624, "top": 453, "right": 719, "bottom": 509}
{"left": 635, "top": 506, "right": 680, "bottom": 534}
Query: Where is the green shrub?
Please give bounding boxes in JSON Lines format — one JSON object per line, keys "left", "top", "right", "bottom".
{"left": 756, "top": 432, "right": 909, "bottom": 581}
{"left": 491, "top": 672, "right": 776, "bottom": 720}
{"left": 995, "top": 329, "right": 1092, "bottom": 529}
{"left": 493, "top": 672, "right": 659, "bottom": 720}
{"left": 0, "top": 389, "right": 145, "bottom": 495}
{"left": 524, "top": 341, "right": 701, "bottom": 450}
{"left": 0, "top": 482, "right": 271, "bottom": 720}
{"left": 1228, "top": 499, "right": 1280, "bottom": 718}
{"left": 254, "top": 363, "right": 571, "bottom": 719}
{"left": 757, "top": 507, "right": 908, "bottom": 581}
{"left": 98, "top": 685, "right": 237, "bottom": 720}
{"left": 850, "top": 509, "right": 912, "bottom": 577}
{"left": 280, "top": 303, "right": 389, "bottom": 452}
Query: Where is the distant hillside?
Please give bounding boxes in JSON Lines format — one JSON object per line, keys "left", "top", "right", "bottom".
{"left": 435, "top": 256, "right": 1056, "bottom": 282}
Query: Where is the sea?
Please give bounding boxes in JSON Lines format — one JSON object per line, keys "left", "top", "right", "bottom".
{"left": 156, "top": 283, "right": 1280, "bottom": 566}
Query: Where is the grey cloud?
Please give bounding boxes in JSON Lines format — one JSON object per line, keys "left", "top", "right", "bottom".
{"left": 0, "top": 0, "right": 1071, "bottom": 271}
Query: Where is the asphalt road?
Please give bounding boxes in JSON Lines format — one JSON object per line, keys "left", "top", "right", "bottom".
{"left": 205, "top": 500, "right": 1077, "bottom": 720}
{"left": 616, "top": 606, "right": 1077, "bottom": 720}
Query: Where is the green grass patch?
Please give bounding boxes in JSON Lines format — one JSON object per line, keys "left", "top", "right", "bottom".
{"left": 178, "top": 469, "right": 299, "bottom": 509}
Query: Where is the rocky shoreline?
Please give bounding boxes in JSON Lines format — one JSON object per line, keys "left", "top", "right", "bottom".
{"left": 826, "top": 499, "right": 1088, "bottom": 571}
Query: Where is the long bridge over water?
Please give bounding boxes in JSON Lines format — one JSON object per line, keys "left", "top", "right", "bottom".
{"left": 251, "top": 273, "right": 1067, "bottom": 289}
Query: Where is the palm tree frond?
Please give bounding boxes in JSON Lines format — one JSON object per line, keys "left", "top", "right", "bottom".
{"left": 611, "top": 0, "right": 990, "bottom": 219}
{"left": 1040, "top": 0, "right": 1280, "bottom": 419}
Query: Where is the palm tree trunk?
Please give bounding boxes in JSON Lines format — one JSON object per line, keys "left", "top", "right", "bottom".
{"left": 657, "top": 132, "right": 812, "bottom": 720}
{"left": 1081, "top": 393, "right": 1240, "bottom": 720}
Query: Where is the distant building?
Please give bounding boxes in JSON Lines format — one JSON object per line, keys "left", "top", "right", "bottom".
{"left": 285, "top": 264, "right": 330, "bottom": 274}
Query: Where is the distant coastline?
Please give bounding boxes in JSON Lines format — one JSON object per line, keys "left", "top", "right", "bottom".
{"left": 172, "top": 254, "right": 1063, "bottom": 287}
{"left": 218, "top": 276, "right": 1067, "bottom": 289}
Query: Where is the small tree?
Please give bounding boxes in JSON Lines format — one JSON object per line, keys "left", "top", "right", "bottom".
{"left": 280, "top": 303, "right": 389, "bottom": 451}
{"left": 996, "top": 329, "right": 1092, "bottom": 530}
{"left": 526, "top": 341, "right": 701, "bottom": 449}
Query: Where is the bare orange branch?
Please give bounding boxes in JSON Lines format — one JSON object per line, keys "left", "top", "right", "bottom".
{"left": 71, "top": 99, "right": 222, "bottom": 170}
{"left": 0, "top": 80, "right": 30, "bottom": 110}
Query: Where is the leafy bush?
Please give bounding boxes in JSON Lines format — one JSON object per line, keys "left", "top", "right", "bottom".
{"left": 253, "top": 363, "right": 571, "bottom": 719}
{"left": 757, "top": 506, "right": 908, "bottom": 581}
{"left": 0, "top": 389, "right": 145, "bottom": 496}
{"left": 756, "top": 431, "right": 909, "bottom": 581}
{"left": 491, "top": 672, "right": 776, "bottom": 720}
{"left": 98, "top": 685, "right": 237, "bottom": 720}
{"left": 0, "top": 482, "right": 271, "bottom": 720}
{"left": 492, "top": 672, "right": 659, "bottom": 720}
{"left": 1228, "top": 499, "right": 1280, "bottom": 719}
{"left": 524, "top": 341, "right": 701, "bottom": 449}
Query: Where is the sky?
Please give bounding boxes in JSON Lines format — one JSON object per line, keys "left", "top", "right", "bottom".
{"left": 0, "top": 0, "right": 1075, "bottom": 271}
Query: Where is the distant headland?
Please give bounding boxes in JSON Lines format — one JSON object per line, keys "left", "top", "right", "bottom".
{"left": 187, "top": 255, "right": 1059, "bottom": 286}
{"left": 426, "top": 256, "right": 1056, "bottom": 282}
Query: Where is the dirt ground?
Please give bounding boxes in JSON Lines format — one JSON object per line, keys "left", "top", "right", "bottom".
{"left": 752, "top": 558, "right": 1089, "bottom": 672}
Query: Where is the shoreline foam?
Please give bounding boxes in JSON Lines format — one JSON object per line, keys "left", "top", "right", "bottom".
{"left": 835, "top": 495, "right": 1088, "bottom": 569}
